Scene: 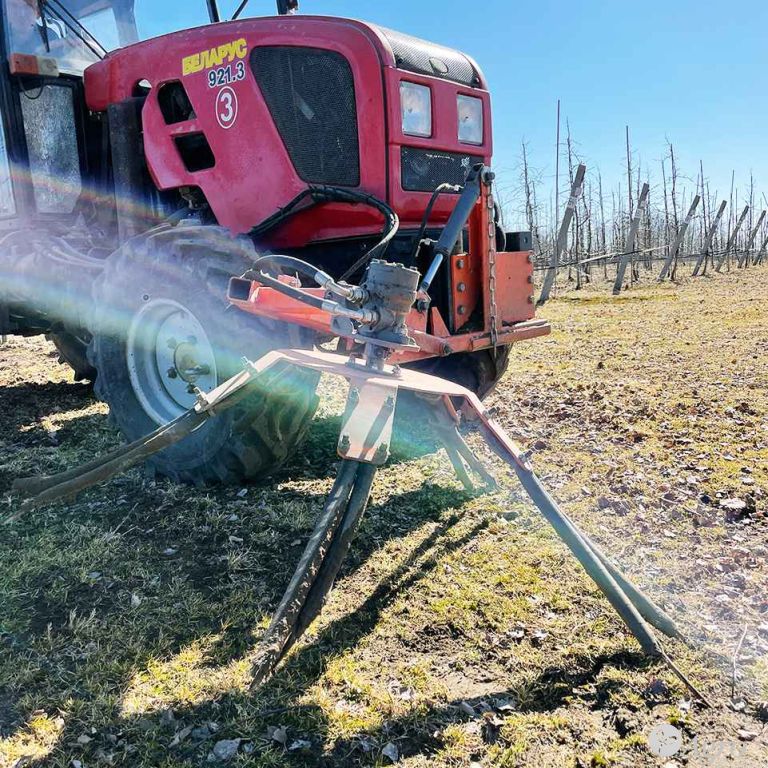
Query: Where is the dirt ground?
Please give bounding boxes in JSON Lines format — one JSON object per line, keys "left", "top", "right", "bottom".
{"left": 1, "top": 267, "right": 767, "bottom": 767}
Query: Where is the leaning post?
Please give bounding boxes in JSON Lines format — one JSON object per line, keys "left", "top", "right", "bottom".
{"left": 737, "top": 210, "right": 766, "bottom": 268}
{"left": 693, "top": 200, "right": 726, "bottom": 276}
{"left": 754, "top": 231, "right": 768, "bottom": 266}
{"left": 715, "top": 205, "right": 749, "bottom": 271}
{"left": 537, "top": 163, "right": 586, "bottom": 306}
{"left": 659, "top": 194, "right": 701, "bottom": 280}
{"left": 613, "top": 183, "right": 649, "bottom": 294}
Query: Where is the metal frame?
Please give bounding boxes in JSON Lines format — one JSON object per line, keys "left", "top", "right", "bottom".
{"left": 228, "top": 165, "right": 548, "bottom": 363}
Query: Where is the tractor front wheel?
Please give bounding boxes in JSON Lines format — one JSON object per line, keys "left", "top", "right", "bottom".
{"left": 88, "top": 226, "right": 320, "bottom": 485}
{"left": 407, "top": 346, "right": 511, "bottom": 399}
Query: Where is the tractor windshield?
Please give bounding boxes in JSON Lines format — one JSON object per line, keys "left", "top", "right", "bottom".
{"left": 4, "top": 0, "right": 216, "bottom": 74}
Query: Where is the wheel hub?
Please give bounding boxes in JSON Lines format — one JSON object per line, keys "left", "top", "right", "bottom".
{"left": 172, "top": 341, "right": 211, "bottom": 383}
{"left": 126, "top": 298, "right": 218, "bottom": 426}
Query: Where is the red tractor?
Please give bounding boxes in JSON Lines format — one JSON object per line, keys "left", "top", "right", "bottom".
{"left": 0, "top": 0, "right": 548, "bottom": 484}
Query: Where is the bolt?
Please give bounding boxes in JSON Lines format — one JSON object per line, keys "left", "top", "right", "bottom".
{"left": 457, "top": 305, "right": 466, "bottom": 315}
{"left": 182, "top": 364, "right": 211, "bottom": 377}
{"left": 528, "top": 295, "right": 534, "bottom": 304}
{"left": 373, "top": 442, "right": 389, "bottom": 463}
{"left": 456, "top": 258, "right": 465, "bottom": 269}
{"left": 166, "top": 367, "right": 178, "bottom": 379}
{"left": 441, "top": 344, "right": 452, "bottom": 356}
{"left": 348, "top": 387, "right": 359, "bottom": 406}
{"left": 186, "top": 383, "right": 196, "bottom": 394}
{"left": 457, "top": 282, "right": 466, "bottom": 293}
{"left": 339, "top": 434, "right": 351, "bottom": 453}
{"left": 527, "top": 275, "right": 534, "bottom": 284}
{"left": 527, "top": 253, "right": 533, "bottom": 264}
{"left": 142, "top": 294, "right": 150, "bottom": 302}
{"left": 384, "top": 395, "right": 395, "bottom": 410}
{"left": 166, "top": 337, "right": 177, "bottom": 349}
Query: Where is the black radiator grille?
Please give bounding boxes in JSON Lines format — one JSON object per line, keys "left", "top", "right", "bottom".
{"left": 250, "top": 46, "right": 360, "bottom": 186}
{"left": 401, "top": 147, "right": 483, "bottom": 192}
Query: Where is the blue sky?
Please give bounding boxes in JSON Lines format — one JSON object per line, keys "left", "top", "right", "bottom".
{"left": 135, "top": 0, "right": 767, "bottom": 227}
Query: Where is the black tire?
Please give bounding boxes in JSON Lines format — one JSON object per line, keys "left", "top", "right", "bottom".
{"left": 406, "top": 346, "right": 511, "bottom": 399}
{"left": 48, "top": 331, "right": 96, "bottom": 382}
{"left": 88, "top": 225, "right": 320, "bottom": 485}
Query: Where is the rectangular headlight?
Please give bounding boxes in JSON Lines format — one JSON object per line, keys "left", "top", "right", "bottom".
{"left": 457, "top": 94, "right": 483, "bottom": 144}
{"left": 400, "top": 82, "right": 432, "bottom": 137}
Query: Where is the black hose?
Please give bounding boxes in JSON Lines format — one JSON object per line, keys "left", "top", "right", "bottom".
{"left": 248, "top": 186, "right": 399, "bottom": 283}
{"left": 250, "top": 254, "right": 326, "bottom": 285}
{"left": 409, "top": 183, "right": 461, "bottom": 262}
{"left": 246, "top": 269, "right": 327, "bottom": 311}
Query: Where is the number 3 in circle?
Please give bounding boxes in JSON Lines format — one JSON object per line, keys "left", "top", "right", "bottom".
{"left": 216, "top": 86, "right": 238, "bottom": 129}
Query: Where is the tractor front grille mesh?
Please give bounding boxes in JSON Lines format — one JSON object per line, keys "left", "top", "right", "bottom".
{"left": 251, "top": 46, "right": 360, "bottom": 186}
{"left": 401, "top": 147, "right": 483, "bottom": 192}
{"left": 375, "top": 26, "right": 479, "bottom": 87}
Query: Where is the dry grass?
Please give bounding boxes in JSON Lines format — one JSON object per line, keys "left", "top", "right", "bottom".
{"left": 1, "top": 268, "right": 767, "bottom": 767}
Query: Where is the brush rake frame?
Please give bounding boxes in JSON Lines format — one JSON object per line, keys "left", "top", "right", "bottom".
{"left": 8, "top": 345, "right": 709, "bottom": 704}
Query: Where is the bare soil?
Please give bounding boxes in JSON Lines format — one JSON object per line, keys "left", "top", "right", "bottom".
{"left": 1, "top": 267, "right": 767, "bottom": 767}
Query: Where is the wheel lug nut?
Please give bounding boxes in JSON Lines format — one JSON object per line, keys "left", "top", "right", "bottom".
{"left": 166, "top": 337, "right": 177, "bottom": 349}
{"left": 166, "top": 367, "right": 178, "bottom": 379}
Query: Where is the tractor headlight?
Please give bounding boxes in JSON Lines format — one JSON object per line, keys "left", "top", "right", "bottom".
{"left": 400, "top": 82, "right": 432, "bottom": 137}
{"left": 457, "top": 94, "right": 483, "bottom": 145}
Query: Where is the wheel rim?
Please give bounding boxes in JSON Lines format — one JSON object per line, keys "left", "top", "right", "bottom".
{"left": 126, "top": 298, "right": 218, "bottom": 426}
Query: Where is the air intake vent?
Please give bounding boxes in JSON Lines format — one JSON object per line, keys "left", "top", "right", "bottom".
{"left": 376, "top": 26, "right": 480, "bottom": 87}
{"left": 401, "top": 147, "right": 483, "bottom": 192}
{"left": 251, "top": 46, "right": 360, "bottom": 186}
{"left": 158, "top": 81, "right": 195, "bottom": 124}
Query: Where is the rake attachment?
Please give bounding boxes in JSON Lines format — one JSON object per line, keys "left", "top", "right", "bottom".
{"left": 7, "top": 345, "right": 709, "bottom": 705}
{"left": 6, "top": 203, "right": 710, "bottom": 703}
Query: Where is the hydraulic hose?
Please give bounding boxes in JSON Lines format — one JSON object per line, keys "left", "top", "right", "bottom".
{"left": 409, "top": 183, "right": 462, "bottom": 262}
{"left": 248, "top": 186, "right": 399, "bottom": 283}
{"left": 247, "top": 269, "right": 376, "bottom": 325}
{"left": 250, "top": 254, "right": 363, "bottom": 302}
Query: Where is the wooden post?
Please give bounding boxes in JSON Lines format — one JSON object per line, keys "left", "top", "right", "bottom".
{"left": 613, "top": 183, "right": 649, "bottom": 294}
{"left": 659, "top": 195, "right": 701, "bottom": 280}
{"left": 693, "top": 200, "right": 726, "bottom": 276}
{"left": 737, "top": 210, "right": 765, "bottom": 267}
{"left": 537, "top": 163, "right": 585, "bottom": 306}
{"left": 754, "top": 231, "right": 768, "bottom": 266}
{"left": 715, "top": 205, "right": 749, "bottom": 271}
